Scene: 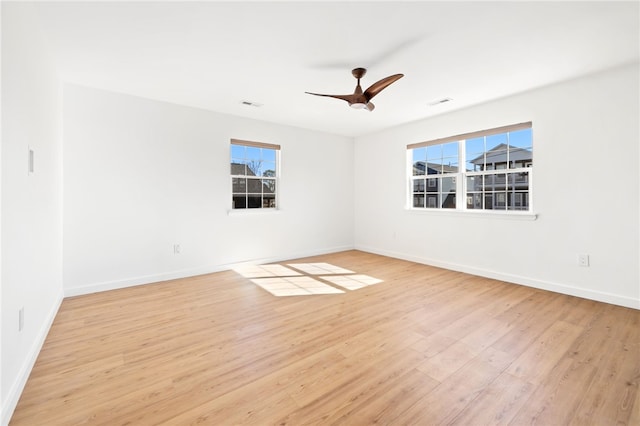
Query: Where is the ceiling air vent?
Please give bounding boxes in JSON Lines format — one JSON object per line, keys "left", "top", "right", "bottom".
{"left": 428, "top": 97, "right": 453, "bottom": 106}
{"left": 241, "top": 100, "right": 263, "bottom": 107}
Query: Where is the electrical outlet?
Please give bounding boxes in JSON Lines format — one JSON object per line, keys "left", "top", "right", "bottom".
{"left": 18, "top": 307, "right": 24, "bottom": 331}
{"left": 173, "top": 244, "right": 181, "bottom": 254}
{"left": 578, "top": 254, "right": 590, "bottom": 267}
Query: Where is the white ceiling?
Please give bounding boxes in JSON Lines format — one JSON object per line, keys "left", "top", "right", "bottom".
{"left": 31, "top": 1, "right": 639, "bottom": 137}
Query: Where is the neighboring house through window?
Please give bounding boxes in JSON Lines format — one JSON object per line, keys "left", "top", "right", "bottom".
{"left": 408, "top": 122, "right": 533, "bottom": 212}
{"left": 230, "top": 139, "right": 279, "bottom": 209}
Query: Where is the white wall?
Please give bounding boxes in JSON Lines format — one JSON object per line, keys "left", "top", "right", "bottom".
{"left": 1, "top": 3, "right": 64, "bottom": 424}
{"left": 354, "top": 63, "right": 639, "bottom": 309}
{"left": 63, "top": 84, "right": 354, "bottom": 295}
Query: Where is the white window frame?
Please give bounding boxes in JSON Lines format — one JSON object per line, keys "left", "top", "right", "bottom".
{"left": 407, "top": 122, "right": 535, "bottom": 217}
{"left": 230, "top": 139, "right": 280, "bottom": 211}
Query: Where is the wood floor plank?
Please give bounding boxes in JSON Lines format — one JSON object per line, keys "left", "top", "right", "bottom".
{"left": 393, "top": 346, "right": 514, "bottom": 425}
{"left": 505, "top": 320, "right": 584, "bottom": 385}
{"left": 277, "top": 348, "right": 430, "bottom": 425}
{"left": 9, "top": 250, "right": 640, "bottom": 425}
{"left": 510, "top": 357, "right": 599, "bottom": 425}
{"left": 327, "top": 368, "right": 440, "bottom": 426}
{"left": 416, "top": 340, "right": 480, "bottom": 382}
{"left": 449, "top": 371, "right": 535, "bottom": 425}
{"left": 569, "top": 305, "right": 640, "bottom": 425}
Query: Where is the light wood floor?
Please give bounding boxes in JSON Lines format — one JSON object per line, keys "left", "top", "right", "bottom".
{"left": 11, "top": 250, "right": 640, "bottom": 425}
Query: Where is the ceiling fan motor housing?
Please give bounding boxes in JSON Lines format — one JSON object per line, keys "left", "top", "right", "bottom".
{"left": 352, "top": 68, "right": 367, "bottom": 79}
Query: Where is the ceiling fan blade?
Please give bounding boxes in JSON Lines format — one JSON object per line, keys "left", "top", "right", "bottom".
{"left": 306, "top": 68, "right": 403, "bottom": 111}
{"left": 363, "top": 74, "right": 404, "bottom": 101}
{"left": 305, "top": 92, "right": 356, "bottom": 103}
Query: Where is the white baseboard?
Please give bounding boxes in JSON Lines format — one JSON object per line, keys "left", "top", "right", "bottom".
{"left": 64, "top": 265, "right": 229, "bottom": 297}
{"left": 2, "top": 288, "right": 64, "bottom": 426}
{"left": 64, "top": 245, "right": 355, "bottom": 297}
{"left": 355, "top": 245, "right": 639, "bottom": 310}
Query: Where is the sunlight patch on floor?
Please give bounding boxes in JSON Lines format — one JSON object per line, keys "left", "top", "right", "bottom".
{"left": 287, "top": 263, "right": 354, "bottom": 275}
{"left": 320, "top": 274, "right": 383, "bottom": 290}
{"left": 233, "top": 264, "right": 302, "bottom": 278}
{"left": 251, "top": 277, "right": 345, "bottom": 296}
{"left": 234, "top": 262, "right": 383, "bottom": 297}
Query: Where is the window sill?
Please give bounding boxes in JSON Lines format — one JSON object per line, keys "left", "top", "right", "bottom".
{"left": 406, "top": 208, "right": 538, "bottom": 221}
{"left": 227, "top": 208, "right": 281, "bottom": 216}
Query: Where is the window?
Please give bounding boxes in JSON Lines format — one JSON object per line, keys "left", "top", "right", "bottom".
{"left": 408, "top": 122, "right": 532, "bottom": 212}
{"left": 230, "top": 139, "right": 279, "bottom": 209}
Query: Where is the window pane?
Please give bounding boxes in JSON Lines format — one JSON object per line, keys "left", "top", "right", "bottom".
{"left": 262, "top": 178, "right": 276, "bottom": 194}
{"left": 441, "top": 176, "right": 456, "bottom": 192}
{"left": 485, "top": 133, "right": 508, "bottom": 171}
{"left": 508, "top": 144, "right": 533, "bottom": 169}
{"left": 247, "top": 195, "right": 262, "bottom": 208}
{"left": 442, "top": 142, "right": 458, "bottom": 158}
{"left": 262, "top": 149, "right": 276, "bottom": 162}
{"left": 484, "top": 174, "right": 494, "bottom": 186}
{"left": 233, "top": 195, "right": 247, "bottom": 209}
{"left": 486, "top": 150, "right": 508, "bottom": 169}
{"left": 441, "top": 176, "right": 456, "bottom": 209}
{"left": 484, "top": 194, "right": 493, "bottom": 210}
{"left": 231, "top": 163, "right": 246, "bottom": 176}
{"left": 246, "top": 160, "right": 263, "bottom": 176}
{"left": 466, "top": 175, "right": 482, "bottom": 192}
{"left": 426, "top": 178, "right": 438, "bottom": 192}
{"left": 263, "top": 194, "right": 276, "bottom": 208}
{"left": 247, "top": 178, "right": 262, "bottom": 193}
{"left": 413, "top": 179, "right": 425, "bottom": 193}
{"left": 231, "top": 145, "right": 245, "bottom": 159}
{"left": 232, "top": 177, "right": 246, "bottom": 193}
{"left": 426, "top": 145, "right": 441, "bottom": 161}
{"left": 466, "top": 137, "right": 485, "bottom": 171}
{"left": 508, "top": 192, "right": 529, "bottom": 210}
{"left": 426, "top": 194, "right": 438, "bottom": 208}
{"left": 466, "top": 137, "right": 484, "bottom": 158}
{"left": 521, "top": 192, "right": 529, "bottom": 209}
{"left": 467, "top": 193, "right": 483, "bottom": 209}
{"left": 428, "top": 161, "right": 443, "bottom": 175}
{"left": 494, "top": 192, "right": 507, "bottom": 209}
{"left": 486, "top": 133, "right": 507, "bottom": 151}
{"left": 442, "top": 158, "right": 458, "bottom": 173}
{"left": 413, "top": 147, "right": 426, "bottom": 176}
{"left": 246, "top": 146, "right": 260, "bottom": 160}
{"left": 509, "top": 171, "right": 529, "bottom": 190}
{"left": 466, "top": 155, "right": 483, "bottom": 171}
{"left": 508, "top": 128, "right": 532, "bottom": 150}
{"left": 442, "top": 194, "right": 456, "bottom": 209}
{"left": 435, "top": 142, "right": 458, "bottom": 174}
{"left": 262, "top": 161, "right": 276, "bottom": 177}
{"left": 413, "top": 194, "right": 425, "bottom": 208}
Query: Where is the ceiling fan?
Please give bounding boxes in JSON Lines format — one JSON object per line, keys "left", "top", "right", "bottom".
{"left": 306, "top": 68, "right": 404, "bottom": 112}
